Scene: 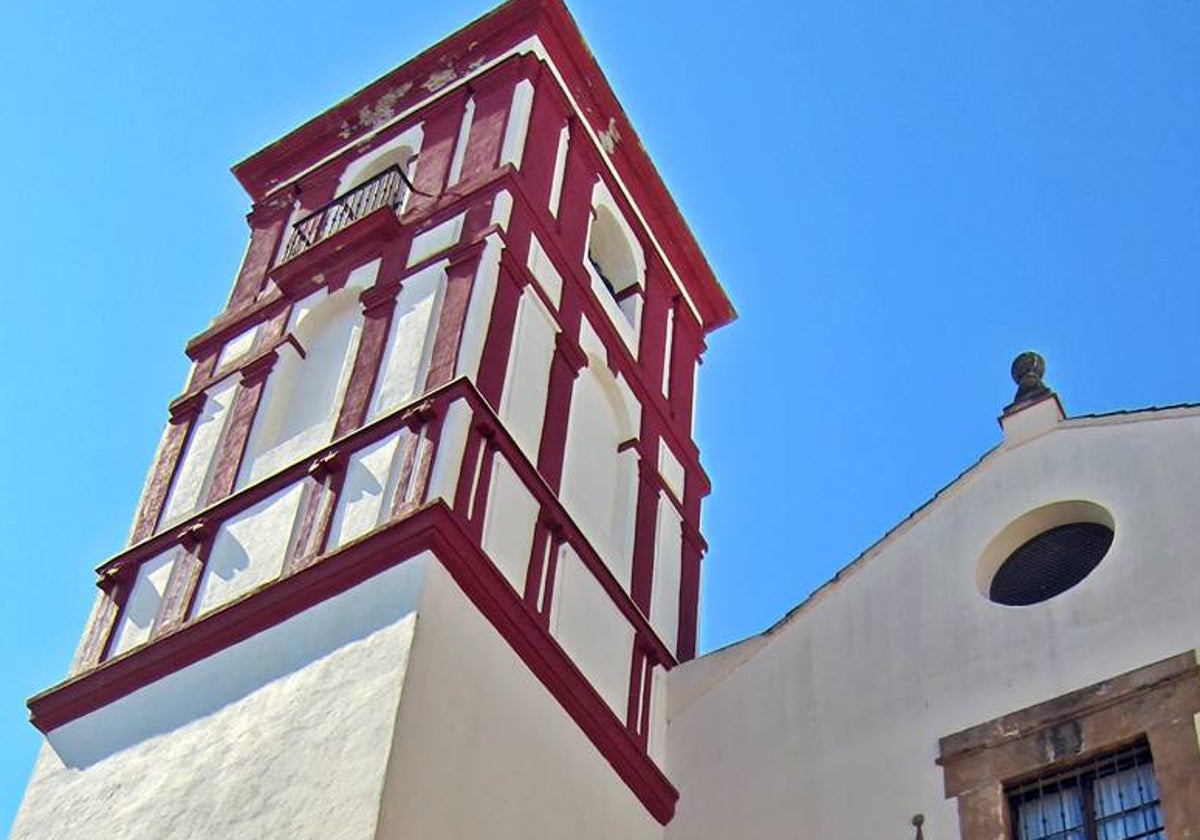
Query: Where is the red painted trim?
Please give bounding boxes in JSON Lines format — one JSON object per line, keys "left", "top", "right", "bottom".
{"left": 628, "top": 448, "right": 659, "bottom": 618}
{"left": 474, "top": 247, "right": 527, "bottom": 409}
{"left": 204, "top": 351, "right": 277, "bottom": 504}
{"left": 29, "top": 505, "right": 448, "bottom": 733}
{"left": 423, "top": 241, "right": 484, "bottom": 390}
{"left": 332, "top": 284, "right": 398, "bottom": 439}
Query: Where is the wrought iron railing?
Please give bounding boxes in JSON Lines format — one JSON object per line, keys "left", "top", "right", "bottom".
{"left": 281, "top": 166, "right": 406, "bottom": 262}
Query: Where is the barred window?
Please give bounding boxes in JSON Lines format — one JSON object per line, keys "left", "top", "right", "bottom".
{"left": 1008, "top": 742, "right": 1165, "bottom": 840}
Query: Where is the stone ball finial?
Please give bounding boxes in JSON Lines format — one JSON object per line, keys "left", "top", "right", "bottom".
{"left": 1010, "top": 350, "right": 1051, "bottom": 406}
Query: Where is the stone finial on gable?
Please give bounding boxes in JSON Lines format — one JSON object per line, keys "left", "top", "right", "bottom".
{"left": 999, "top": 351, "right": 1065, "bottom": 445}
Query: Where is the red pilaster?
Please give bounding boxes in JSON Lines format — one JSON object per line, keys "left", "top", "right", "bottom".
{"left": 333, "top": 282, "right": 400, "bottom": 439}
{"left": 205, "top": 350, "right": 278, "bottom": 503}
{"left": 536, "top": 319, "right": 586, "bottom": 493}
{"left": 152, "top": 520, "right": 214, "bottom": 637}
{"left": 226, "top": 195, "right": 292, "bottom": 313}
{"left": 475, "top": 246, "right": 529, "bottom": 409}
{"left": 423, "top": 241, "right": 485, "bottom": 390}
{"left": 628, "top": 441, "right": 660, "bottom": 616}
{"left": 129, "top": 390, "right": 207, "bottom": 545}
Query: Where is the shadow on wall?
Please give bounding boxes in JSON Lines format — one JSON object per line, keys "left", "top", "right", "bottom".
{"left": 46, "top": 555, "right": 431, "bottom": 769}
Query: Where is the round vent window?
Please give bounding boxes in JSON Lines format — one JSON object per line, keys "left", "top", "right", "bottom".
{"left": 977, "top": 501, "right": 1116, "bottom": 606}
{"left": 988, "top": 521, "right": 1114, "bottom": 605}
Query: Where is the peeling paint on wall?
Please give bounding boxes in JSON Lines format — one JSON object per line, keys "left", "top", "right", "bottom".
{"left": 356, "top": 83, "right": 415, "bottom": 133}
{"left": 422, "top": 68, "right": 459, "bottom": 94}
{"left": 598, "top": 117, "right": 620, "bottom": 154}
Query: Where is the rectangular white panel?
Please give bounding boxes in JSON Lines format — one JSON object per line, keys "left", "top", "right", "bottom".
{"left": 407, "top": 214, "right": 464, "bottom": 267}
{"left": 649, "top": 493, "right": 683, "bottom": 654}
{"left": 108, "top": 550, "right": 177, "bottom": 657}
{"left": 160, "top": 376, "right": 238, "bottom": 527}
{"left": 526, "top": 233, "right": 563, "bottom": 309}
{"left": 369, "top": 265, "right": 444, "bottom": 419}
{"left": 657, "top": 438, "right": 685, "bottom": 503}
{"left": 480, "top": 455, "right": 540, "bottom": 593}
{"left": 328, "top": 432, "right": 403, "bottom": 549}
{"left": 192, "top": 483, "right": 305, "bottom": 617}
{"left": 498, "top": 288, "right": 558, "bottom": 462}
{"left": 550, "top": 545, "right": 634, "bottom": 717}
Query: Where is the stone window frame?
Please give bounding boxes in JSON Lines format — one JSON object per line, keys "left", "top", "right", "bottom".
{"left": 938, "top": 652, "right": 1200, "bottom": 840}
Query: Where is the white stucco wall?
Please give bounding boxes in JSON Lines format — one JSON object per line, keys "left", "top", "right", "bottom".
{"left": 373, "top": 560, "right": 662, "bottom": 840}
{"left": 665, "top": 411, "right": 1200, "bottom": 840}
{"left": 12, "top": 556, "right": 430, "bottom": 840}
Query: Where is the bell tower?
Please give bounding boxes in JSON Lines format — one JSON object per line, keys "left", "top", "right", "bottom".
{"left": 13, "top": 1, "right": 733, "bottom": 837}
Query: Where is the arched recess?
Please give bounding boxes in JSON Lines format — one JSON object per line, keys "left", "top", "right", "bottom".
{"left": 238, "top": 287, "right": 364, "bottom": 487}
{"left": 558, "top": 355, "right": 640, "bottom": 587}
{"left": 583, "top": 182, "right": 646, "bottom": 345}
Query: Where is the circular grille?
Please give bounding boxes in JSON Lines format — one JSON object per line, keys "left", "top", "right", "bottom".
{"left": 988, "top": 522, "right": 1114, "bottom": 605}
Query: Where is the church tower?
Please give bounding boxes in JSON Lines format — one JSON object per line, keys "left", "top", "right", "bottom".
{"left": 13, "top": 1, "right": 733, "bottom": 837}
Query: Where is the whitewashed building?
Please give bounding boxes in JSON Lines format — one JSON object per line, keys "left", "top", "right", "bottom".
{"left": 11, "top": 2, "right": 1200, "bottom": 839}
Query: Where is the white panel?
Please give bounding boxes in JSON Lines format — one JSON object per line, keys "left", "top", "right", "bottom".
{"left": 425, "top": 398, "right": 471, "bottom": 507}
{"left": 526, "top": 232, "right": 563, "bottom": 309}
{"left": 660, "top": 304, "right": 675, "bottom": 397}
{"left": 499, "top": 79, "right": 535, "bottom": 168}
{"left": 192, "top": 483, "right": 305, "bottom": 617}
{"left": 657, "top": 438, "right": 685, "bottom": 503}
{"left": 649, "top": 493, "right": 683, "bottom": 654}
{"left": 490, "top": 189, "right": 513, "bottom": 231}
{"left": 406, "top": 214, "right": 464, "bottom": 267}
{"left": 328, "top": 432, "right": 403, "bottom": 550}
{"left": 548, "top": 124, "right": 570, "bottom": 218}
{"left": 369, "top": 265, "right": 445, "bottom": 419}
{"left": 480, "top": 455, "right": 540, "bottom": 593}
{"left": 550, "top": 545, "right": 634, "bottom": 717}
{"left": 498, "top": 288, "right": 558, "bottom": 462}
{"left": 215, "top": 326, "right": 258, "bottom": 370}
{"left": 446, "top": 97, "right": 474, "bottom": 187}
{"left": 160, "top": 376, "right": 238, "bottom": 527}
{"left": 646, "top": 665, "right": 666, "bottom": 768}
{"left": 454, "top": 235, "right": 502, "bottom": 381}
{"left": 344, "top": 258, "right": 381, "bottom": 291}
{"left": 108, "top": 550, "right": 177, "bottom": 657}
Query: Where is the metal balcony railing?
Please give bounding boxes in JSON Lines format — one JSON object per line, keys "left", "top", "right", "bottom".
{"left": 281, "top": 166, "right": 406, "bottom": 262}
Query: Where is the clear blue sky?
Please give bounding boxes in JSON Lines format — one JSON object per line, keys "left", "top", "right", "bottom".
{"left": 2, "top": 0, "right": 1198, "bottom": 830}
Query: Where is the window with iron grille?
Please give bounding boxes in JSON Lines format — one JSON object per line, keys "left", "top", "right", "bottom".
{"left": 1007, "top": 741, "right": 1165, "bottom": 840}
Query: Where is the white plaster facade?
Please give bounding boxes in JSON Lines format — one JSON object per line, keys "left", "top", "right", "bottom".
{"left": 663, "top": 403, "right": 1200, "bottom": 840}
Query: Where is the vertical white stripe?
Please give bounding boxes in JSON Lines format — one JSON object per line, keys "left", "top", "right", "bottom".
{"left": 548, "top": 124, "right": 570, "bottom": 217}
{"left": 446, "top": 97, "right": 475, "bottom": 186}
{"left": 499, "top": 79, "right": 535, "bottom": 169}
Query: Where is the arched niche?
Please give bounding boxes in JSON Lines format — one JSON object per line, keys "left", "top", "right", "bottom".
{"left": 559, "top": 354, "right": 640, "bottom": 587}
{"left": 238, "top": 287, "right": 365, "bottom": 487}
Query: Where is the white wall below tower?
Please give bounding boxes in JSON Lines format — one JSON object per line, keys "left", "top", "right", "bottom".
{"left": 11, "top": 556, "right": 430, "bottom": 840}
{"left": 374, "top": 561, "right": 663, "bottom": 840}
